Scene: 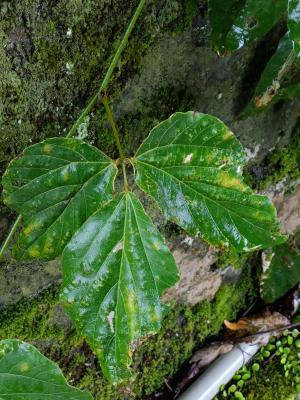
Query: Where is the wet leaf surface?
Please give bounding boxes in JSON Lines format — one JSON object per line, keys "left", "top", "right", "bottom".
{"left": 261, "top": 244, "right": 300, "bottom": 303}
{"left": 244, "top": 33, "right": 294, "bottom": 114}
{"left": 288, "top": 0, "right": 300, "bottom": 58}
{"left": 61, "top": 192, "right": 179, "bottom": 383}
{"left": 209, "top": 0, "right": 286, "bottom": 54}
{"left": 2, "top": 138, "right": 117, "bottom": 260}
{"left": 134, "top": 112, "right": 286, "bottom": 252}
{"left": 0, "top": 339, "right": 92, "bottom": 400}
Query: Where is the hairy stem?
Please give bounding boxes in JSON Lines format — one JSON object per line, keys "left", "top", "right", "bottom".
{"left": 102, "top": 96, "right": 125, "bottom": 160}
{"left": 102, "top": 96, "right": 129, "bottom": 191}
{"left": 0, "top": 0, "right": 146, "bottom": 258}
{"left": 66, "top": 0, "right": 146, "bottom": 138}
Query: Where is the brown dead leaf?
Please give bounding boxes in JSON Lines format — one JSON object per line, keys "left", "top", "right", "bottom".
{"left": 190, "top": 342, "right": 234, "bottom": 367}
{"left": 225, "top": 311, "right": 290, "bottom": 335}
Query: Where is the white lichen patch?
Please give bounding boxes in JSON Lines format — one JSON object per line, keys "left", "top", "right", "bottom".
{"left": 113, "top": 241, "right": 123, "bottom": 253}
{"left": 181, "top": 236, "right": 194, "bottom": 246}
{"left": 107, "top": 311, "right": 115, "bottom": 333}
{"left": 66, "top": 28, "right": 72, "bottom": 38}
{"left": 183, "top": 153, "right": 193, "bottom": 164}
{"left": 245, "top": 144, "right": 260, "bottom": 161}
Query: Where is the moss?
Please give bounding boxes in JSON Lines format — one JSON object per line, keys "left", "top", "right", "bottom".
{"left": 242, "top": 359, "right": 297, "bottom": 400}
{"left": 216, "top": 320, "right": 300, "bottom": 400}
{"left": 0, "top": 261, "right": 256, "bottom": 399}
{"left": 248, "top": 123, "right": 300, "bottom": 190}
{"left": 0, "top": 0, "right": 199, "bottom": 178}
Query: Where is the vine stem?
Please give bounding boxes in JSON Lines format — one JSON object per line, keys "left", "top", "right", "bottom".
{"left": 102, "top": 96, "right": 125, "bottom": 160}
{"left": 0, "top": 0, "right": 146, "bottom": 258}
{"left": 0, "top": 215, "right": 22, "bottom": 259}
{"left": 102, "top": 96, "right": 129, "bottom": 191}
{"left": 66, "top": 0, "right": 146, "bottom": 138}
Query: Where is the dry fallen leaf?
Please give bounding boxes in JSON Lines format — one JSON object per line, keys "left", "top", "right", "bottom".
{"left": 190, "top": 342, "right": 234, "bottom": 367}
{"left": 224, "top": 310, "right": 289, "bottom": 335}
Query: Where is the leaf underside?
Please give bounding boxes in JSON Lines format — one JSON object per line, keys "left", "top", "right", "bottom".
{"left": 61, "top": 192, "right": 179, "bottom": 382}
{"left": 2, "top": 137, "right": 117, "bottom": 260}
{"left": 134, "top": 112, "right": 286, "bottom": 251}
{"left": 0, "top": 339, "right": 92, "bottom": 400}
{"left": 209, "top": 0, "right": 286, "bottom": 54}
{"left": 261, "top": 244, "right": 300, "bottom": 303}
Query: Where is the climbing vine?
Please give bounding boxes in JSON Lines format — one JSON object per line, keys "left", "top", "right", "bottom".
{"left": 1, "top": 0, "right": 298, "bottom": 397}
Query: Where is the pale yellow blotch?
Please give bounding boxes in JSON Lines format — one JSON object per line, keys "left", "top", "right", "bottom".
{"left": 217, "top": 172, "right": 246, "bottom": 192}
{"left": 152, "top": 241, "right": 160, "bottom": 250}
{"left": 28, "top": 246, "right": 40, "bottom": 258}
{"left": 223, "top": 130, "right": 234, "bottom": 141}
{"left": 44, "top": 238, "right": 54, "bottom": 255}
{"left": 63, "top": 170, "right": 70, "bottom": 182}
{"left": 126, "top": 292, "right": 135, "bottom": 313}
{"left": 23, "top": 224, "right": 34, "bottom": 235}
{"left": 205, "top": 153, "right": 214, "bottom": 162}
{"left": 20, "top": 363, "right": 30, "bottom": 372}
{"left": 43, "top": 144, "right": 53, "bottom": 154}
{"left": 183, "top": 153, "right": 193, "bottom": 164}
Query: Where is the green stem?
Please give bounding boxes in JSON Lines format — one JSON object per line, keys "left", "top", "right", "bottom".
{"left": 0, "top": 215, "right": 22, "bottom": 259}
{"left": 0, "top": 0, "right": 146, "bottom": 258}
{"left": 102, "top": 96, "right": 129, "bottom": 191}
{"left": 66, "top": 0, "right": 146, "bottom": 138}
{"left": 102, "top": 96, "right": 125, "bottom": 160}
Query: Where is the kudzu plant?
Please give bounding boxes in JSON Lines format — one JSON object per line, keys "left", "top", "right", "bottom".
{"left": 1, "top": 111, "right": 286, "bottom": 382}
{"left": 0, "top": 0, "right": 288, "bottom": 388}
{"left": 209, "top": 0, "right": 300, "bottom": 114}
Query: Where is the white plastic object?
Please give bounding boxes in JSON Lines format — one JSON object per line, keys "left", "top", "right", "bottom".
{"left": 178, "top": 342, "right": 259, "bottom": 400}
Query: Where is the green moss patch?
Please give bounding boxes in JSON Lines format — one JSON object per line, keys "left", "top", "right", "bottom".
{"left": 0, "top": 261, "right": 256, "bottom": 399}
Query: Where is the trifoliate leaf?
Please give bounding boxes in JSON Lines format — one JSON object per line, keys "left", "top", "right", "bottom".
{"left": 2, "top": 138, "right": 117, "bottom": 260}
{"left": 261, "top": 244, "right": 300, "bottom": 303}
{"left": 0, "top": 339, "right": 93, "bottom": 400}
{"left": 209, "top": 0, "right": 286, "bottom": 54}
{"left": 61, "top": 192, "right": 179, "bottom": 383}
{"left": 134, "top": 112, "right": 286, "bottom": 251}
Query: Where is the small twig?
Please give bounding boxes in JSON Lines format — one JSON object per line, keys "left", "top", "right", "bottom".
{"left": 237, "top": 322, "right": 300, "bottom": 342}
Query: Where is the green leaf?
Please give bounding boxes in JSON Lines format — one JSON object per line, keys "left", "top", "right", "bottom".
{"left": 0, "top": 339, "right": 93, "bottom": 400}
{"left": 210, "top": 0, "right": 286, "bottom": 54}
{"left": 2, "top": 138, "right": 117, "bottom": 260}
{"left": 134, "top": 112, "right": 286, "bottom": 251}
{"left": 209, "top": 0, "right": 246, "bottom": 53}
{"left": 60, "top": 192, "right": 179, "bottom": 383}
{"left": 288, "top": 0, "right": 300, "bottom": 58}
{"left": 261, "top": 244, "right": 300, "bottom": 303}
{"left": 244, "top": 34, "right": 295, "bottom": 114}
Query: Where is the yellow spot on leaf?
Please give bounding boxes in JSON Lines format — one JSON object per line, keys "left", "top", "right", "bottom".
{"left": 23, "top": 224, "right": 34, "bottom": 235}
{"left": 43, "top": 144, "right": 53, "bottom": 154}
{"left": 223, "top": 130, "right": 234, "bottom": 141}
{"left": 44, "top": 238, "right": 54, "bottom": 255}
{"left": 63, "top": 171, "right": 70, "bottom": 182}
{"left": 152, "top": 241, "right": 160, "bottom": 250}
{"left": 20, "top": 363, "right": 30, "bottom": 372}
{"left": 217, "top": 172, "right": 246, "bottom": 191}
{"left": 28, "top": 246, "right": 40, "bottom": 258}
